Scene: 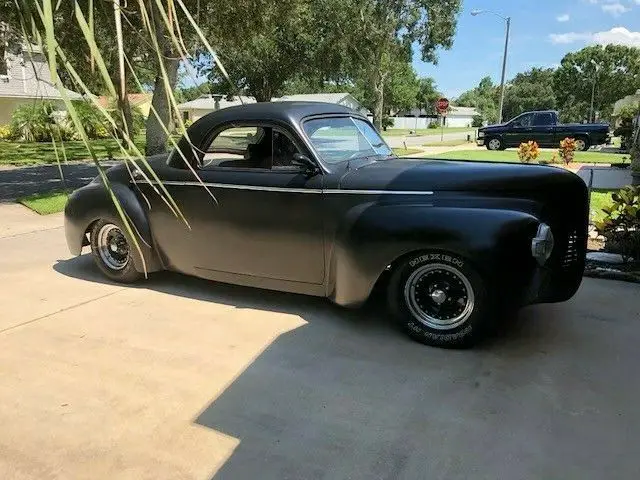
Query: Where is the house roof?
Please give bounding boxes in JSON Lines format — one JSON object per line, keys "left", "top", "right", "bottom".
{"left": 177, "top": 95, "right": 256, "bottom": 110}
{"left": 273, "top": 93, "right": 354, "bottom": 104}
{"left": 448, "top": 106, "right": 479, "bottom": 116}
{"left": 0, "top": 48, "right": 81, "bottom": 100}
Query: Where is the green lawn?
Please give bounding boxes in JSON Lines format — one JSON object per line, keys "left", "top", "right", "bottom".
{"left": 0, "top": 136, "right": 146, "bottom": 166}
{"left": 383, "top": 127, "right": 476, "bottom": 137}
{"left": 429, "top": 149, "right": 629, "bottom": 164}
{"left": 18, "top": 190, "right": 69, "bottom": 215}
{"left": 393, "top": 147, "right": 423, "bottom": 156}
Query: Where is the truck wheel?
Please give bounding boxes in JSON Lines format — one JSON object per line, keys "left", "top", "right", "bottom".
{"left": 486, "top": 137, "right": 503, "bottom": 151}
{"left": 387, "top": 251, "right": 488, "bottom": 348}
{"left": 90, "top": 219, "right": 143, "bottom": 283}
{"left": 574, "top": 137, "right": 590, "bottom": 151}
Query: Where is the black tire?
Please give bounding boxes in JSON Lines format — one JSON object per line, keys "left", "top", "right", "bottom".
{"left": 387, "top": 251, "right": 489, "bottom": 348}
{"left": 486, "top": 137, "right": 503, "bottom": 151}
{"left": 574, "top": 136, "right": 590, "bottom": 151}
{"left": 90, "top": 218, "right": 143, "bottom": 283}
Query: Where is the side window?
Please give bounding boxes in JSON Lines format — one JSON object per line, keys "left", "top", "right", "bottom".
{"left": 534, "top": 113, "right": 553, "bottom": 126}
{"left": 201, "top": 126, "right": 264, "bottom": 169}
{"left": 513, "top": 114, "right": 533, "bottom": 127}
{"left": 201, "top": 125, "right": 301, "bottom": 170}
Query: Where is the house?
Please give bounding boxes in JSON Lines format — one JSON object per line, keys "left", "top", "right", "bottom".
{"left": 0, "top": 42, "right": 81, "bottom": 124}
{"left": 96, "top": 93, "right": 154, "bottom": 118}
{"left": 441, "top": 106, "right": 479, "bottom": 128}
{"left": 273, "top": 93, "right": 369, "bottom": 115}
{"left": 177, "top": 94, "right": 256, "bottom": 122}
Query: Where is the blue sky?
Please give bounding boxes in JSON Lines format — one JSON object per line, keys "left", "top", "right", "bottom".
{"left": 415, "top": 0, "right": 640, "bottom": 99}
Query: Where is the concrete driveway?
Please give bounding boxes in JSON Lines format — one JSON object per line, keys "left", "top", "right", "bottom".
{"left": 1, "top": 204, "right": 639, "bottom": 479}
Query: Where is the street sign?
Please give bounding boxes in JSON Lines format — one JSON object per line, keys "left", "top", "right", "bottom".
{"left": 436, "top": 98, "right": 449, "bottom": 114}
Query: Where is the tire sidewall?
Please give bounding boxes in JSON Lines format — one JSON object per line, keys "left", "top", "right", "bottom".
{"left": 575, "top": 137, "right": 590, "bottom": 151}
{"left": 388, "top": 251, "right": 488, "bottom": 348}
{"left": 90, "top": 217, "right": 143, "bottom": 283}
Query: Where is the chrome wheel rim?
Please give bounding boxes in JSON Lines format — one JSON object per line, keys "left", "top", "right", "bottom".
{"left": 96, "top": 223, "right": 129, "bottom": 271}
{"left": 404, "top": 263, "right": 475, "bottom": 330}
{"left": 488, "top": 139, "right": 501, "bottom": 150}
{"left": 574, "top": 139, "right": 586, "bottom": 151}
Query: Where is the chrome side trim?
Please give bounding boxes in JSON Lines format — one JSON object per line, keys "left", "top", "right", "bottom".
{"left": 133, "top": 180, "right": 433, "bottom": 195}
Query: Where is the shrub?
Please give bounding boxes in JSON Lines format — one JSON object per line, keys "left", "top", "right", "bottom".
{"left": 472, "top": 114, "right": 484, "bottom": 127}
{"left": 9, "top": 102, "right": 58, "bottom": 142}
{"left": 517, "top": 141, "right": 539, "bottom": 163}
{"left": 428, "top": 121, "right": 439, "bottom": 129}
{"left": 71, "top": 100, "right": 110, "bottom": 139}
{"left": 380, "top": 115, "right": 394, "bottom": 131}
{"left": 613, "top": 104, "right": 640, "bottom": 152}
{"left": 0, "top": 124, "right": 12, "bottom": 140}
{"left": 594, "top": 185, "right": 640, "bottom": 262}
{"left": 558, "top": 137, "right": 576, "bottom": 165}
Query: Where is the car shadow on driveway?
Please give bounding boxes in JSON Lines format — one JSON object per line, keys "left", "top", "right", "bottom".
{"left": 53, "top": 255, "right": 590, "bottom": 479}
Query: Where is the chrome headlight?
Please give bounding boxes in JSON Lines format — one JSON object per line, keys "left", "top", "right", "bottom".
{"left": 531, "top": 223, "right": 554, "bottom": 265}
{"left": 478, "top": 131, "right": 485, "bottom": 138}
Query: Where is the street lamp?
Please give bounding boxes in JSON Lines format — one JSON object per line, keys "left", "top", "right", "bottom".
{"left": 471, "top": 9, "right": 511, "bottom": 124}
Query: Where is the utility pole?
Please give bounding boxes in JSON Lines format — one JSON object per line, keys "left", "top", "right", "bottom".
{"left": 471, "top": 10, "right": 511, "bottom": 124}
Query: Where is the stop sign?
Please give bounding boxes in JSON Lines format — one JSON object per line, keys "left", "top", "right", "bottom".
{"left": 436, "top": 98, "right": 449, "bottom": 114}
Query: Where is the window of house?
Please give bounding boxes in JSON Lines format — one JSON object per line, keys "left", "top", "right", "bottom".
{"left": 200, "top": 125, "right": 302, "bottom": 170}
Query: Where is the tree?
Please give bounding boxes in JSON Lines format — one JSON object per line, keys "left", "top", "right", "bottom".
{"left": 203, "top": 0, "right": 319, "bottom": 102}
{"left": 326, "top": 0, "right": 462, "bottom": 128}
{"left": 415, "top": 77, "right": 440, "bottom": 115}
{"left": 554, "top": 44, "right": 640, "bottom": 122}
{"left": 456, "top": 76, "right": 499, "bottom": 123}
{"left": 501, "top": 68, "right": 557, "bottom": 121}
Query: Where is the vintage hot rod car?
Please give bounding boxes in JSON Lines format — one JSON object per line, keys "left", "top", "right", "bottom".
{"left": 64, "top": 102, "right": 588, "bottom": 348}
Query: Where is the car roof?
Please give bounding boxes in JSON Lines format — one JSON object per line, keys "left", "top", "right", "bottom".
{"left": 194, "top": 101, "right": 359, "bottom": 126}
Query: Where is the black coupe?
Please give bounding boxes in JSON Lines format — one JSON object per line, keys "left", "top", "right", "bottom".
{"left": 65, "top": 102, "right": 588, "bottom": 348}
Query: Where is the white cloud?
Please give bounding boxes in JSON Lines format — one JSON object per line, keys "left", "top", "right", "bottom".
{"left": 549, "top": 27, "right": 640, "bottom": 47}
{"left": 556, "top": 13, "right": 570, "bottom": 22}
{"left": 593, "top": 27, "right": 640, "bottom": 46}
{"left": 601, "top": 2, "right": 630, "bottom": 15}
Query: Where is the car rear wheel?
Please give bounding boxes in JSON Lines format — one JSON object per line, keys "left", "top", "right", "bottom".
{"left": 388, "top": 251, "right": 489, "bottom": 348}
{"left": 486, "top": 137, "right": 503, "bottom": 151}
{"left": 574, "top": 137, "right": 589, "bottom": 151}
{"left": 90, "top": 219, "right": 143, "bottom": 283}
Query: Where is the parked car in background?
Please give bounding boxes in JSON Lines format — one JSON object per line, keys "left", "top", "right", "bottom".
{"left": 477, "top": 110, "right": 610, "bottom": 151}
{"left": 64, "top": 102, "right": 588, "bottom": 349}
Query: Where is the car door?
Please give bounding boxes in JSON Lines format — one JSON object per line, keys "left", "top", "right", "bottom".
{"left": 504, "top": 112, "right": 534, "bottom": 146}
{"left": 532, "top": 112, "right": 555, "bottom": 147}
{"left": 175, "top": 124, "right": 325, "bottom": 286}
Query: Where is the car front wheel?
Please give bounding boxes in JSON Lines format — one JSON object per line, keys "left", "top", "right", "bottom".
{"left": 486, "top": 137, "right": 503, "bottom": 150}
{"left": 90, "top": 219, "right": 143, "bottom": 283}
{"left": 388, "top": 251, "right": 488, "bottom": 348}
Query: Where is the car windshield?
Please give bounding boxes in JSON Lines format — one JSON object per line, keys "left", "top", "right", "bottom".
{"left": 303, "top": 116, "right": 394, "bottom": 164}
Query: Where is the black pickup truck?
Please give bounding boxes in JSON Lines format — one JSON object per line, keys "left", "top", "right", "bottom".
{"left": 477, "top": 110, "right": 610, "bottom": 151}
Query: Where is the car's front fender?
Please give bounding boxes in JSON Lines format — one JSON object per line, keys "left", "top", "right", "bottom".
{"left": 64, "top": 180, "right": 162, "bottom": 273}
{"left": 328, "top": 203, "right": 541, "bottom": 307}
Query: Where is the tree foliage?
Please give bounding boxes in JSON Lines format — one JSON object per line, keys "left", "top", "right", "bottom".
{"left": 501, "top": 68, "right": 556, "bottom": 121}
{"left": 456, "top": 76, "right": 499, "bottom": 123}
{"left": 554, "top": 44, "right": 640, "bottom": 122}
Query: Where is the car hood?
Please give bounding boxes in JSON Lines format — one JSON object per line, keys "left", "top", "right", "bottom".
{"left": 338, "top": 157, "right": 581, "bottom": 193}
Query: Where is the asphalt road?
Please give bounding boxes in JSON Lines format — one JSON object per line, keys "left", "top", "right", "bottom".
{"left": 1, "top": 204, "right": 639, "bottom": 479}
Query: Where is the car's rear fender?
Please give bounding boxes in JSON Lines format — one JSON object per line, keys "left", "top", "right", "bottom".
{"left": 327, "top": 204, "right": 541, "bottom": 308}
{"left": 64, "top": 181, "right": 162, "bottom": 273}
